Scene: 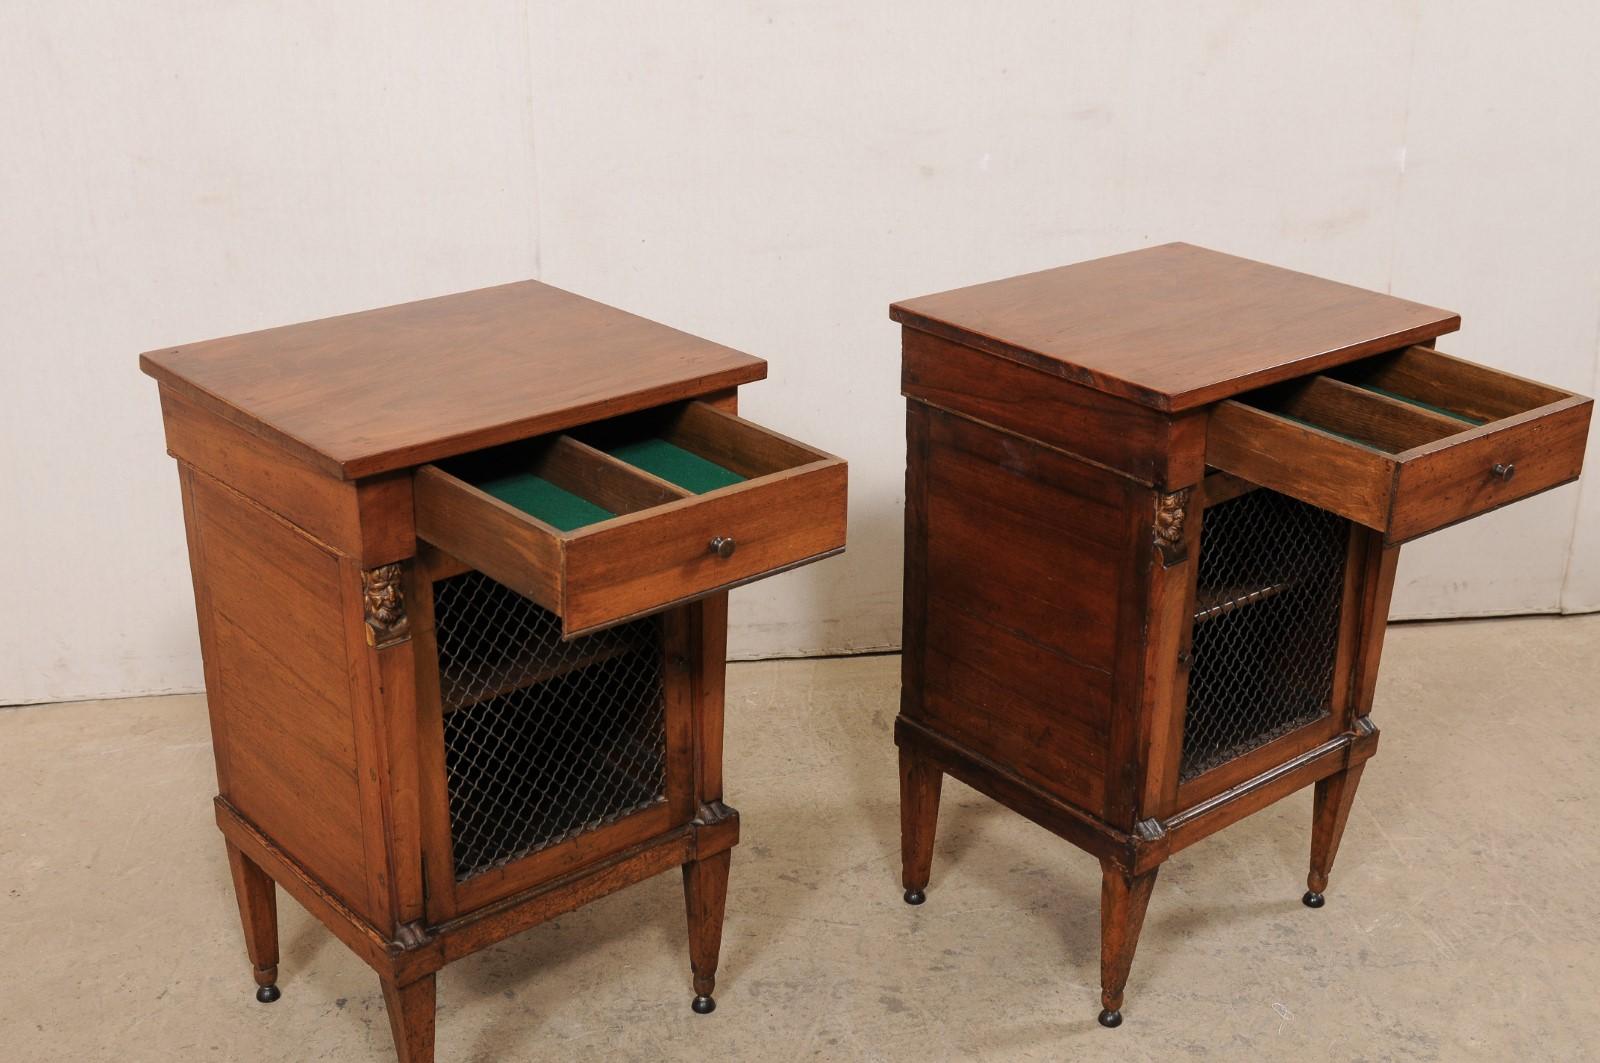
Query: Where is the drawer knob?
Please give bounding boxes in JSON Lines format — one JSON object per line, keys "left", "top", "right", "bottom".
{"left": 1492, "top": 462, "right": 1516, "bottom": 481}
{"left": 709, "top": 536, "right": 737, "bottom": 559}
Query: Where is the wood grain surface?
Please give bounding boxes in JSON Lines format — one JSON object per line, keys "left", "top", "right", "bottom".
{"left": 892, "top": 242, "right": 1459, "bottom": 412}
{"left": 142, "top": 280, "right": 767, "bottom": 479}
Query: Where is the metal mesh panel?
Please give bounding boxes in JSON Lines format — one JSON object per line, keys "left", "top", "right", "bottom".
{"left": 433, "top": 571, "right": 667, "bottom": 881}
{"left": 1180, "top": 489, "right": 1349, "bottom": 782}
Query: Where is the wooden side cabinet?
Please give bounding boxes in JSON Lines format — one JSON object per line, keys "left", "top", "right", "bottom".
{"left": 141, "top": 281, "right": 846, "bottom": 1062}
{"left": 891, "top": 243, "right": 1591, "bottom": 1026}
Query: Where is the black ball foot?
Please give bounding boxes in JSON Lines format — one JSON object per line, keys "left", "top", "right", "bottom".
{"left": 1302, "top": 890, "right": 1325, "bottom": 909}
{"left": 1098, "top": 1008, "right": 1122, "bottom": 1028}
{"left": 903, "top": 888, "right": 926, "bottom": 906}
{"left": 255, "top": 984, "right": 281, "bottom": 1004}
{"left": 691, "top": 994, "right": 716, "bottom": 1015}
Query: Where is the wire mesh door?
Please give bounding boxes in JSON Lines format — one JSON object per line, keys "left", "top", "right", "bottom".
{"left": 429, "top": 570, "right": 672, "bottom": 884}
{"left": 1178, "top": 488, "right": 1352, "bottom": 786}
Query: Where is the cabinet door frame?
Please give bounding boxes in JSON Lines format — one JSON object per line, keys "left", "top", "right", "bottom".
{"left": 411, "top": 555, "right": 698, "bottom": 922}
{"left": 1160, "top": 480, "right": 1369, "bottom": 815}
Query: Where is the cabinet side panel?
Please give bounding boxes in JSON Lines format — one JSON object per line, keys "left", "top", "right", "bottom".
{"left": 922, "top": 609, "right": 1110, "bottom": 813}
{"left": 178, "top": 466, "right": 234, "bottom": 792}
{"left": 900, "top": 405, "right": 930, "bottom": 721}
{"left": 188, "top": 471, "right": 374, "bottom": 917}
{"left": 912, "top": 407, "right": 1126, "bottom": 817}
{"left": 922, "top": 408, "right": 1126, "bottom": 671}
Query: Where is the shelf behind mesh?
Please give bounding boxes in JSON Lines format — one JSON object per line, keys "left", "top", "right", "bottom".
{"left": 1178, "top": 490, "right": 1349, "bottom": 784}
{"left": 1192, "top": 580, "right": 1295, "bottom": 625}
{"left": 440, "top": 632, "right": 650, "bottom": 714}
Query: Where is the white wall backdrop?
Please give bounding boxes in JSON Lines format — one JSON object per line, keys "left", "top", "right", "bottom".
{"left": 4, "top": 1, "right": 1597, "bottom": 704}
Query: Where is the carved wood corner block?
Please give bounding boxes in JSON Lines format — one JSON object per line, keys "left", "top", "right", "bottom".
{"left": 693, "top": 800, "right": 737, "bottom": 827}
{"left": 1153, "top": 488, "right": 1192, "bottom": 567}
{"left": 362, "top": 563, "right": 411, "bottom": 648}
{"left": 391, "top": 919, "right": 431, "bottom": 951}
{"left": 1134, "top": 817, "right": 1166, "bottom": 843}
{"left": 1127, "top": 816, "right": 1171, "bottom": 870}
{"left": 691, "top": 800, "right": 741, "bottom": 857}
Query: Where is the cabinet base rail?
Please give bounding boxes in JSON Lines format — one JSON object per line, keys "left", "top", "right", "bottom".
{"left": 893, "top": 713, "right": 1378, "bottom": 877}
{"left": 213, "top": 796, "right": 739, "bottom": 986}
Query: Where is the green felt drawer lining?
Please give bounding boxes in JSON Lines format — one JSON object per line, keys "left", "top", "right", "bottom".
{"left": 604, "top": 438, "right": 746, "bottom": 494}
{"left": 1277, "top": 412, "right": 1372, "bottom": 448}
{"left": 468, "top": 436, "right": 745, "bottom": 532}
{"left": 477, "top": 473, "right": 615, "bottom": 531}
{"left": 1355, "top": 384, "right": 1484, "bottom": 426}
{"left": 1269, "top": 383, "right": 1481, "bottom": 453}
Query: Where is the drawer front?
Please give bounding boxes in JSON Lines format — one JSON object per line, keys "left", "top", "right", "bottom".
{"left": 415, "top": 401, "right": 847, "bottom": 636}
{"left": 563, "top": 462, "right": 845, "bottom": 634}
{"left": 1387, "top": 402, "right": 1590, "bottom": 541}
{"left": 1207, "top": 346, "right": 1591, "bottom": 544}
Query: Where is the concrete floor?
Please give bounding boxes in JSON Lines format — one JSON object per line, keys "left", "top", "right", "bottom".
{"left": 2, "top": 615, "right": 1598, "bottom": 1062}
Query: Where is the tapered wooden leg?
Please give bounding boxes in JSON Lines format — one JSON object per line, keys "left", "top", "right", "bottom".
{"left": 1098, "top": 860, "right": 1158, "bottom": 1028}
{"left": 898, "top": 744, "right": 942, "bottom": 905}
{"left": 224, "top": 840, "right": 281, "bottom": 1003}
{"left": 381, "top": 974, "right": 436, "bottom": 1063}
{"left": 683, "top": 849, "right": 731, "bottom": 1014}
{"left": 1305, "top": 762, "right": 1365, "bottom": 907}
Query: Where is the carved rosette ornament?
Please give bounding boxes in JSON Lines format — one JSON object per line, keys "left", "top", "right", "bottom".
{"left": 361, "top": 563, "right": 410, "bottom": 648}
{"left": 1153, "top": 488, "right": 1191, "bottom": 566}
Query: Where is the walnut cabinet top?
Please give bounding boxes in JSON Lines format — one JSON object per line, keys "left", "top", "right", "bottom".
{"left": 140, "top": 280, "right": 767, "bottom": 479}
{"left": 891, "top": 242, "right": 1460, "bottom": 412}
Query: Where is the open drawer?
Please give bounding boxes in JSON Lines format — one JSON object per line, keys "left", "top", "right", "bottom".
{"left": 1207, "top": 346, "right": 1591, "bottom": 544}
{"left": 415, "top": 401, "right": 847, "bottom": 636}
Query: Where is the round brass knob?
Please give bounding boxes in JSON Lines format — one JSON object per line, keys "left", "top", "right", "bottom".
{"left": 1492, "top": 462, "right": 1516, "bottom": 481}
{"left": 709, "top": 536, "right": 736, "bottom": 559}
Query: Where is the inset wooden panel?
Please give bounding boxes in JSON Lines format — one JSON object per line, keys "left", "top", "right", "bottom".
{"left": 913, "top": 408, "right": 1129, "bottom": 815}
{"left": 922, "top": 407, "right": 1128, "bottom": 671}
{"left": 921, "top": 605, "right": 1110, "bottom": 815}
{"left": 188, "top": 472, "right": 374, "bottom": 919}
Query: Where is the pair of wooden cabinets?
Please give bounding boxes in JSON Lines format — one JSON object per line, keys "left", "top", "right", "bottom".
{"left": 144, "top": 245, "right": 1590, "bottom": 1060}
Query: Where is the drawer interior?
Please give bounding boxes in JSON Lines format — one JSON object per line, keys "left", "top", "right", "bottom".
{"left": 436, "top": 434, "right": 681, "bottom": 532}
{"left": 416, "top": 399, "right": 848, "bottom": 636}
{"left": 603, "top": 437, "right": 744, "bottom": 494}
{"left": 477, "top": 468, "right": 615, "bottom": 532}
{"left": 1209, "top": 344, "right": 1590, "bottom": 543}
{"left": 574, "top": 401, "right": 823, "bottom": 489}
{"left": 1238, "top": 346, "right": 1567, "bottom": 455}
{"left": 432, "top": 401, "right": 824, "bottom": 533}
